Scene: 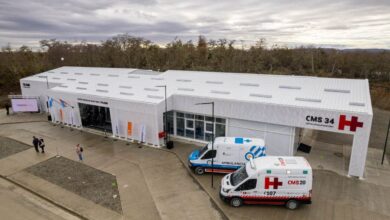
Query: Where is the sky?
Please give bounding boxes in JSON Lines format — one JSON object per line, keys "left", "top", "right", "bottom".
{"left": 0, "top": 0, "right": 390, "bottom": 49}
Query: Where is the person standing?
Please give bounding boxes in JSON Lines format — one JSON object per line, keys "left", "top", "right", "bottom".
{"left": 32, "top": 136, "right": 39, "bottom": 153}
{"left": 39, "top": 138, "right": 45, "bottom": 153}
{"left": 5, "top": 102, "right": 10, "bottom": 115}
{"left": 75, "top": 144, "right": 83, "bottom": 161}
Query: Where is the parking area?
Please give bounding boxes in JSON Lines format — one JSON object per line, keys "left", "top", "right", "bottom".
{"left": 172, "top": 138, "right": 390, "bottom": 220}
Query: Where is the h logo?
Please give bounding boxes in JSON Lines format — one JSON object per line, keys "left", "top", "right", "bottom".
{"left": 265, "top": 177, "right": 283, "bottom": 189}
{"left": 338, "top": 115, "right": 363, "bottom": 132}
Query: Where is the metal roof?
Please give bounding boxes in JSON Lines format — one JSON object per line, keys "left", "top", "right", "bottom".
{"left": 21, "top": 66, "right": 372, "bottom": 114}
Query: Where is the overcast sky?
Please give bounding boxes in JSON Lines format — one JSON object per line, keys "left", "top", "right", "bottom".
{"left": 0, "top": 0, "right": 389, "bottom": 49}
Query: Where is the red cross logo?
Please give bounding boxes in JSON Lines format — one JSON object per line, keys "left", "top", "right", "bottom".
{"left": 338, "top": 115, "right": 363, "bottom": 132}
{"left": 265, "top": 177, "right": 283, "bottom": 189}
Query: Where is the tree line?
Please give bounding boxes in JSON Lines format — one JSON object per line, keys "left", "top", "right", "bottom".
{"left": 0, "top": 34, "right": 389, "bottom": 109}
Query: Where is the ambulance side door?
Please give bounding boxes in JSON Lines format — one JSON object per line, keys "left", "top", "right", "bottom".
{"left": 234, "top": 178, "right": 258, "bottom": 197}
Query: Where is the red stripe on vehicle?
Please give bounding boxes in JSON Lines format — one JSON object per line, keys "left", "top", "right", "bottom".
{"left": 205, "top": 168, "right": 234, "bottom": 173}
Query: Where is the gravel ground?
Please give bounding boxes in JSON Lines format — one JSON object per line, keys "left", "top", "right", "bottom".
{"left": 25, "top": 156, "right": 122, "bottom": 213}
{"left": 0, "top": 136, "right": 31, "bottom": 159}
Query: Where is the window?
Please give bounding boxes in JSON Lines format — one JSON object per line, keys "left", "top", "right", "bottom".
{"left": 216, "top": 118, "right": 225, "bottom": 124}
{"left": 206, "top": 123, "right": 214, "bottom": 132}
{"left": 195, "top": 120, "right": 204, "bottom": 140}
{"left": 201, "top": 150, "right": 216, "bottom": 159}
{"left": 176, "top": 117, "right": 184, "bottom": 136}
{"left": 205, "top": 116, "right": 214, "bottom": 122}
{"left": 231, "top": 166, "right": 248, "bottom": 186}
{"left": 185, "top": 113, "right": 194, "bottom": 119}
{"left": 215, "top": 124, "right": 226, "bottom": 137}
{"left": 173, "top": 111, "right": 226, "bottom": 142}
{"left": 196, "top": 115, "right": 204, "bottom": 120}
{"left": 164, "top": 111, "right": 174, "bottom": 135}
{"left": 186, "top": 120, "right": 194, "bottom": 128}
{"left": 235, "top": 179, "right": 257, "bottom": 191}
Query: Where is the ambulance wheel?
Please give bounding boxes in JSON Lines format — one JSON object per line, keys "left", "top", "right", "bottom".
{"left": 286, "top": 200, "right": 299, "bottom": 210}
{"left": 194, "top": 167, "right": 205, "bottom": 175}
{"left": 230, "top": 197, "right": 243, "bottom": 207}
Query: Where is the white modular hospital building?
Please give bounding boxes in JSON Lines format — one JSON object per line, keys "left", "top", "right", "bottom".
{"left": 20, "top": 66, "right": 373, "bottom": 178}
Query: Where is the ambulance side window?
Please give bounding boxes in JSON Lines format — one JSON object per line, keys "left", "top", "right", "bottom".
{"left": 201, "top": 150, "right": 216, "bottom": 159}
{"left": 235, "top": 179, "right": 257, "bottom": 191}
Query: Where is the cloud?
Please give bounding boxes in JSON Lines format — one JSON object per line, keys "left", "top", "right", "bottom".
{"left": 0, "top": 0, "right": 390, "bottom": 49}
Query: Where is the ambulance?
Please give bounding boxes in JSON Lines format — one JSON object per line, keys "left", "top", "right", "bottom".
{"left": 219, "top": 156, "right": 312, "bottom": 210}
{"left": 188, "top": 137, "right": 266, "bottom": 175}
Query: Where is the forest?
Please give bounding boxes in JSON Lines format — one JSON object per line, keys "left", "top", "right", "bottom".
{"left": 0, "top": 34, "right": 389, "bottom": 109}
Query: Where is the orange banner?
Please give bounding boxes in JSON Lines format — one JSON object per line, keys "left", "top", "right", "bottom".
{"left": 127, "top": 122, "right": 132, "bottom": 136}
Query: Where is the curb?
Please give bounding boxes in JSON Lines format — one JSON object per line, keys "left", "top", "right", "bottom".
{"left": 0, "top": 120, "right": 47, "bottom": 125}
{"left": 153, "top": 147, "right": 230, "bottom": 220}
{"left": 0, "top": 174, "right": 88, "bottom": 220}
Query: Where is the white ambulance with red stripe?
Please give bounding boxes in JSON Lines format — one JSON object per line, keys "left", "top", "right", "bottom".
{"left": 220, "top": 156, "right": 312, "bottom": 210}
{"left": 188, "top": 137, "right": 266, "bottom": 175}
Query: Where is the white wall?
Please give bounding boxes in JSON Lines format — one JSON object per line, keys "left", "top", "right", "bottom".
{"left": 227, "top": 118, "right": 295, "bottom": 156}
{"left": 20, "top": 79, "right": 63, "bottom": 112}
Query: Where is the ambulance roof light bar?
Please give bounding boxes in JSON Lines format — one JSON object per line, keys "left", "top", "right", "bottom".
{"left": 249, "top": 158, "right": 256, "bottom": 169}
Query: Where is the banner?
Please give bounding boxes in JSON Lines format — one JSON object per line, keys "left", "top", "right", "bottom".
{"left": 140, "top": 124, "right": 146, "bottom": 143}
{"left": 127, "top": 122, "right": 132, "bottom": 137}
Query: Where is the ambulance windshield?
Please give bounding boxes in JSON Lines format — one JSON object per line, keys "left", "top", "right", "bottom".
{"left": 199, "top": 144, "right": 208, "bottom": 156}
{"left": 231, "top": 166, "right": 248, "bottom": 186}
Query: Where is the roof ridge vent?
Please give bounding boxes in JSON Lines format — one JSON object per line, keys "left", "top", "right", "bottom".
{"left": 67, "top": 78, "right": 76, "bottom": 81}
{"left": 144, "top": 88, "right": 159, "bottom": 92}
{"left": 96, "top": 89, "right": 108, "bottom": 93}
{"left": 108, "top": 74, "right": 119, "bottom": 77}
{"left": 349, "top": 102, "right": 365, "bottom": 107}
{"left": 249, "top": 93, "right": 272, "bottom": 98}
{"left": 240, "top": 83, "right": 259, "bottom": 87}
{"left": 147, "top": 95, "right": 164, "bottom": 99}
{"left": 38, "top": 75, "right": 47, "bottom": 78}
{"left": 128, "top": 75, "right": 140, "bottom": 79}
{"left": 60, "top": 72, "right": 69, "bottom": 74}
{"left": 119, "top": 85, "right": 132, "bottom": 89}
{"left": 206, "top": 81, "right": 223, "bottom": 85}
{"left": 58, "top": 85, "right": 68, "bottom": 88}
{"left": 74, "top": 72, "right": 83, "bottom": 75}
{"left": 90, "top": 73, "right": 100, "bottom": 76}
{"left": 97, "top": 83, "right": 109, "bottom": 87}
{"left": 295, "top": 97, "right": 321, "bottom": 103}
{"left": 52, "top": 77, "right": 61, "bottom": 80}
{"left": 176, "top": 79, "right": 192, "bottom": 82}
{"left": 76, "top": 87, "right": 87, "bottom": 90}
{"left": 120, "top": 92, "right": 134, "bottom": 96}
{"left": 324, "top": 88, "right": 351, "bottom": 93}
{"left": 279, "top": 85, "right": 301, "bottom": 90}
{"left": 178, "top": 88, "right": 195, "bottom": 92}
{"left": 78, "top": 81, "right": 88, "bottom": 84}
{"left": 151, "top": 77, "right": 164, "bottom": 80}
{"left": 210, "top": 90, "right": 230, "bottom": 95}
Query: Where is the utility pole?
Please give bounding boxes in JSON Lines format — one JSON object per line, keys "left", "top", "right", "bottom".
{"left": 381, "top": 118, "right": 390, "bottom": 165}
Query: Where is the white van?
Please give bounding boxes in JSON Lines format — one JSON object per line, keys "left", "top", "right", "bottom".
{"left": 188, "top": 137, "right": 266, "bottom": 175}
{"left": 220, "top": 156, "right": 312, "bottom": 210}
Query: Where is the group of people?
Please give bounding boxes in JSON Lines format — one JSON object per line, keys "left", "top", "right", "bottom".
{"left": 32, "top": 136, "right": 45, "bottom": 153}
{"left": 32, "top": 136, "right": 84, "bottom": 161}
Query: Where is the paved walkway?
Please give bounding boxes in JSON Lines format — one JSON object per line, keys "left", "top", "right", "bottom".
{"left": 0, "top": 118, "right": 222, "bottom": 220}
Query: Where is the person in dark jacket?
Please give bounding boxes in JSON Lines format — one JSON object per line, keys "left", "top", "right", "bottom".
{"left": 32, "top": 136, "right": 39, "bottom": 153}
{"left": 39, "top": 138, "right": 45, "bottom": 153}
{"left": 5, "top": 102, "right": 10, "bottom": 115}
